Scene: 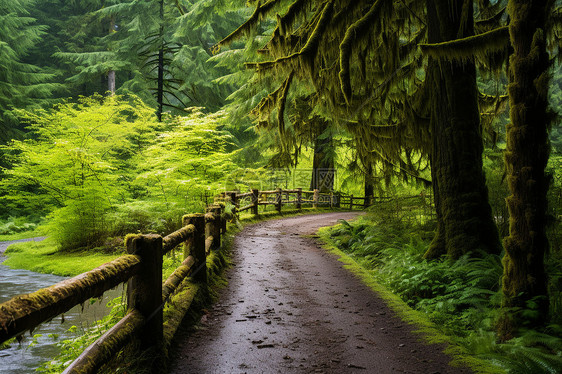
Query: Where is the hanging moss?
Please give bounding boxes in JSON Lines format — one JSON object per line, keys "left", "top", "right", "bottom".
{"left": 339, "top": 0, "right": 386, "bottom": 104}
{"left": 214, "top": 0, "right": 282, "bottom": 52}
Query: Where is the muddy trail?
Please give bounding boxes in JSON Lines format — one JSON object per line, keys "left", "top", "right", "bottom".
{"left": 168, "top": 212, "right": 471, "bottom": 374}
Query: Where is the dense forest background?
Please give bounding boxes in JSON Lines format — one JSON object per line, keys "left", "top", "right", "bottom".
{"left": 1, "top": 0, "right": 562, "bottom": 372}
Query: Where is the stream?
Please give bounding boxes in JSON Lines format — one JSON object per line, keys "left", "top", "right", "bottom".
{"left": 0, "top": 238, "right": 123, "bottom": 373}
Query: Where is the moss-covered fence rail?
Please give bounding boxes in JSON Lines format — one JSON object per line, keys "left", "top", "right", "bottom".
{"left": 0, "top": 205, "right": 224, "bottom": 374}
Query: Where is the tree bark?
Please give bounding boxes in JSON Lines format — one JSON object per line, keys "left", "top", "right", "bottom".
{"left": 157, "top": 0, "right": 165, "bottom": 122}
{"left": 499, "top": 0, "right": 551, "bottom": 339}
{"left": 108, "top": 17, "right": 116, "bottom": 95}
{"left": 310, "top": 129, "right": 335, "bottom": 192}
{"left": 364, "top": 161, "right": 374, "bottom": 207}
{"left": 423, "top": 0, "right": 501, "bottom": 259}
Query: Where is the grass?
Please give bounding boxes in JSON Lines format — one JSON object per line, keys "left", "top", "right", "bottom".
{"left": 3, "top": 238, "right": 121, "bottom": 277}
{"left": 0, "top": 227, "right": 47, "bottom": 242}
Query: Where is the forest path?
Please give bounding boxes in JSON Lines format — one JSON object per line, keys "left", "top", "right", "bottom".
{"left": 167, "top": 212, "right": 471, "bottom": 374}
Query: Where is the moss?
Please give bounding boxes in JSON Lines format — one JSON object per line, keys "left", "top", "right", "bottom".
{"left": 339, "top": 0, "right": 385, "bottom": 104}
{"left": 214, "top": 0, "right": 282, "bottom": 52}
{"left": 66, "top": 310, "right": 146, "bottom": 374}
{"left": 500, "top": 0, "right": 551, "bottom": 338}
{"left": 421, "top": 26, "right": 510, "bottom": 63}
{"left": 0, "top": 255, "right": 140, "bottom": 341}
{"left": 162, "top": 225, "right": 195, "bottom": 254}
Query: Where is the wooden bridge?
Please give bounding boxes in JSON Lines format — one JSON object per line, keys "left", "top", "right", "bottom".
{"left": 0, "top": 188, "right": 373, "bottom": 373}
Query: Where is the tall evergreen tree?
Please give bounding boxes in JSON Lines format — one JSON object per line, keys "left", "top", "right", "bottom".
{"left": 499, "top": 0, "right": 554, "bottom": 339}
{"left": 0, "top": 0, "right": 58, "bottom": 141}
{"left": 422, "top": 0, "right": 501, "bottom": 259}
{"left": 216, "top": 0, "right": 502, "bottom": 258}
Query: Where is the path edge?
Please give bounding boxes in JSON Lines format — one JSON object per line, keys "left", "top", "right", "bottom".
{"left": 316, "top": 225, "right": 505, "bottom": 374}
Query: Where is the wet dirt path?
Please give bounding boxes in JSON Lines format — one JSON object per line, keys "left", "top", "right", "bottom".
{"left": 168, "top": 212, "right": 471, "bottom": 374}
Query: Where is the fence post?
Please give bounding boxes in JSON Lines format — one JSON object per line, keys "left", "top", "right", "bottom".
{"left": 229, "top": 192, "right": 238, "bottom": 213}
{"left": 335, "top": 192, "right": 341, "bottom": 208}
{"left": 252, "top": 189, "right": 259, "bottom": 216}
{"left": 330, "top": 191, "right": 334, "bottom": 208}
{"left": 126, "top": 234, "right": 163, "bottom": 354}
{"left": 350, "top": 195, "right": 354, "bottom": 210}
{"left": 206, "top": 205, "right": 222, "bottom": 250}
{"left": 313, "top": 189, "right": 319, "bottom": 209}
{"left": 276, "top": 188, "right": 282, "bottom": 213}
{"left": 182, "top": 214, "right": 207, "bottom": 284}
{"left": 296, "top": 188, "right": 302, "bottom": 210}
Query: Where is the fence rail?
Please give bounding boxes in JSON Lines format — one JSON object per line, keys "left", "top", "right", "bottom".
{"left": 0, "top": 187, "right": 371, "bottom": 373}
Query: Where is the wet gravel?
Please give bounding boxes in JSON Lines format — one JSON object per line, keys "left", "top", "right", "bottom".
{"left": 167, "top": 212, "right": 472, "bottom": 374}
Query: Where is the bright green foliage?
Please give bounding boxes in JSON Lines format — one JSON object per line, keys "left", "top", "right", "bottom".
{"left": 113, "top": 108, "right": 240, "bottom": 234}
{"left": 1, "top": 95, "right": 241, "bottom": 250}
{"left": 37, "top": 297, "right": 127, "bottom": 373}
{"left": 1, "top": 95, "right": 159, "bottom": 249}
{"left": 0, "top": 0, "right": 59, "bottom": 140}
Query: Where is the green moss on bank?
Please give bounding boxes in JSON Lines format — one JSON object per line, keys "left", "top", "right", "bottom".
{"left": 3, "top": 238, "right": 120, "bottom": 277}
{"left": 317, "top": 225, "right": 504, "bottom": 374}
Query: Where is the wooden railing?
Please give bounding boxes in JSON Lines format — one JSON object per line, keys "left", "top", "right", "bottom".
{"left": 219, "top": 188, "right": 350, "bottom": 214}
{"left": 0, "top": 188, "right": 368, "bottom": 373}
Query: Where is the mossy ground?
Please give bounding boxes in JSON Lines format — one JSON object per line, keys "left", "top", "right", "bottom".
{"left": 0, "top": 227, "right": 47, "bottom": 242}
{"left": 3, "top": 238, "right": 121, "bottom": 277}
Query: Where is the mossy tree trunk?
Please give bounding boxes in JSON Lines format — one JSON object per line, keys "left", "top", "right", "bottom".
{"left": 499, "top": 0, "right": 551, "bottom": 339}
{"left": 310, "top": 129, "right": 335, "bottom": 193}
{"left": 364, "top": 162, "right": 374, "bottom": 207}
{"left": 423, "top": 0, "right": 501, "bottom": 259}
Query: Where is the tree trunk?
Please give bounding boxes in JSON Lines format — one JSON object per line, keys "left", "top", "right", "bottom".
{"left": 108, "top": 71, "right": 116, "bottom": 95}
{"left": 310, "top": 130, "right": 335, "bottom": 192}
{"left": 423, "top": 0, "right": 501, "bottom": 259}
{"left": 157, "top": 0, "right": 164, "bottom": 122}
{"left": 499, "top": 0, "right": 551, "bottom": 339}
{"left": 108, "top": 17, "right": 116, "bottom": 95}
{"left": 364, "top": 161, "right": 374, "bottom": 207}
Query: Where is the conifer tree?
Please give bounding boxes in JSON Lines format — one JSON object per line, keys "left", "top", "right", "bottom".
{"left": 0, "top": 0, "right": 58, "bottom": 141}
{"left": 216, "top": 0, "right": 502, "bottom": 258}
{"left": 499, "top": 0, "right": 554, "bottom": 339}
{"left": 52, "top": 0, "right": 242, "bottom": 116}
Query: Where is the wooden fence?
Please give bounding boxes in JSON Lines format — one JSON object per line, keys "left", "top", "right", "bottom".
{"left": 0, "top": 188, "right": 369, "bottom": 373}
{"left": 218, "top": 188, "right": 377, "bottom": 213}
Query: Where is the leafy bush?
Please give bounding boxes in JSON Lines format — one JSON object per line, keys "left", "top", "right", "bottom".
{"left": 1, "top": 97, "right": 242, "bottom": 250}
{"left": 0, "top": 217, "right": 38, "bottom": 235}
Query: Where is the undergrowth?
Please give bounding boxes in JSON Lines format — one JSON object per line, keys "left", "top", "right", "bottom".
{"left": 326, "top": 204, "right": 562, "bottom": 373}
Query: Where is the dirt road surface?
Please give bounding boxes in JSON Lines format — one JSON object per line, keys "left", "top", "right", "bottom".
{"left": 167, "top": 212, "right": 471, "bottom": 374}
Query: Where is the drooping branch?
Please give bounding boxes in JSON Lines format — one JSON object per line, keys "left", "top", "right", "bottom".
{"left": 339, "top": 0, "right": 387, "bottom": 105}
{"left": 245, "top": 1, "right": 334, "bottom": 73}
{"left": 277, "top": 70, "right": 295, "bottom": 141}
{"left": 420, "top": 26, "right": 509, "bottom": 62}
{"left": 214, "top": 0, "right": 282, "bottom": 52}
{"left": 475, "top": 6, "right": 506, "bottom": 32}
{"left": 251, "top": 70, "right": 295, "bottom": 131}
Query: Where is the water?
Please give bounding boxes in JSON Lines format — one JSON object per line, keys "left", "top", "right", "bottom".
{"left": 0, "top": 238, "right": 124, "bottom": 373}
